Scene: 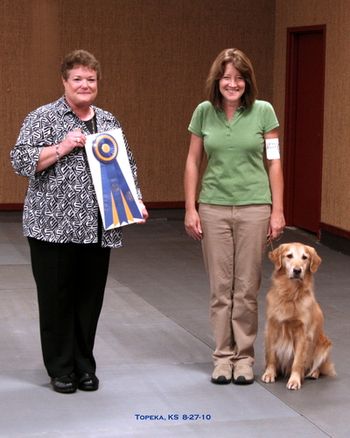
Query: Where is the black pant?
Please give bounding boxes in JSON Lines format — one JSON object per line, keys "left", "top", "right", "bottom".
{"left": 28, "top": 238, "right": 111, "bottom": 378}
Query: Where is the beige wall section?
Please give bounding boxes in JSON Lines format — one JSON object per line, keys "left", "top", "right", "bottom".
{"left": 0, "top": 0, "right": 61, "bottom": 203}
{"left": 274, "top": 0, "right": 350, "bottom": 232}
{"left": 1, "top": 0, "right": 275, "bottom": 205}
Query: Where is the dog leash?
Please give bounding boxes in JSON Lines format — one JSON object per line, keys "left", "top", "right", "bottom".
{"left": 267, "top": 233, "right": 283, "bottom": 251}
{"left": 267, "top": 236, "right": 275, "bottom": 251}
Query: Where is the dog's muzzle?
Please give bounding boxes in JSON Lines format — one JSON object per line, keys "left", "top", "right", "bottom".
{"left": 291, "top": 267, "right": 302, "bottom": 279}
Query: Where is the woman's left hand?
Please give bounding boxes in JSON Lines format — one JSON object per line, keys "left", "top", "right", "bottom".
{"left": 138, "top": 201, "right": 149, "bottom": 224}
{"left": 268, "top": 210, "right": 285, "bottom": 240}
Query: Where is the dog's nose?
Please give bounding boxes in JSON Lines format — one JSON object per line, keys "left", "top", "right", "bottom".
{"left": 293, "top": 268, "right": 302, "bottom": 276}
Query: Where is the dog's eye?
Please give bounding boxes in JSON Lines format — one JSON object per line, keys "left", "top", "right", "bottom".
{"left": 302, "top": 255, "right": 308, "bottom": 260}
{"left": 286, "top": 254, "right": 293, "bottom": 259}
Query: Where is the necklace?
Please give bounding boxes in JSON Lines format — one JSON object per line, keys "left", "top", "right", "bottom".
{"left": 84, "top": 113, "right": 97, "bottom": 134}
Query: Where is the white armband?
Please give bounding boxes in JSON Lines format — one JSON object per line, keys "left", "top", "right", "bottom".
{"left": 265, "top": 138, "right": 280, "bottom": 160}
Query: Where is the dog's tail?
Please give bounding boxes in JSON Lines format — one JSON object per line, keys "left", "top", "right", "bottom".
{"left": 320, "top": 359, "right": 337, "bottom": 377}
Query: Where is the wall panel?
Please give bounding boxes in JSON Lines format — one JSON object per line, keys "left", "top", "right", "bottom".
{"left": 274, "top": 0, "right": 350, "bottom": 232}
{"left": 1, "top": 0, "right": 275, "bottom": 206}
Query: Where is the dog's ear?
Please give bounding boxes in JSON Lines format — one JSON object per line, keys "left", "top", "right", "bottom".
{"left": 269, "top": 246, "right": 283, "bottom": 270}
{"left": 306, "top": 246, "right": 322, "bottom": 273}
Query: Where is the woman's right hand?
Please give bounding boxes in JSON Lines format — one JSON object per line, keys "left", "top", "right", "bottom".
{"left": 36, "top": 128, "right": 86, "bottom": 172}
{"left": 184, "top": 209, "right": 203, "bottom": 240}
{"left": 60, "top": 128, "right": 86, "bottom": 155}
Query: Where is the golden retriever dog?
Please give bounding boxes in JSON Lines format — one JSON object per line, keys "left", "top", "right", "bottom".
{"left": 261, "top": 243, "right": 336, "bottom": 390}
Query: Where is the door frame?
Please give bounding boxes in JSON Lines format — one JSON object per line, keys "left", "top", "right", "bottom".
{"left": 283, "top": 25, "right": 326, "bottom": 234}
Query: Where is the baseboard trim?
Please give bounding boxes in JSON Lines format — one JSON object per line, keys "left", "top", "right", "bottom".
{"left": 0, "top": 202, "right": 186, "bottom": 211}
{"left": 320, "top": 222, "right": 350, "bottom": 255}
{"left": 0, "top": 204, "right": 23, "bottom": 211}
{"left": 142, "top": 201, "right": 185, "bottom": 209}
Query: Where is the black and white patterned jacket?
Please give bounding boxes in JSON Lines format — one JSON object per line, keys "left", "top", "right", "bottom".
{"left": 10, "top": 97, "right": 141, "bottom": 248}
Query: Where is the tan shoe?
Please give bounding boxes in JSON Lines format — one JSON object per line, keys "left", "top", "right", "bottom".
{"left": 233, "top": 363, "right": 254, "bottom": 385}
{"left": 211, "top": 363, "right": 232, "bottom": 384}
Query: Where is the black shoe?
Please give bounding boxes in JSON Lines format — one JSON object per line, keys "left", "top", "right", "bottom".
{"left": 51, "top": 374, "right": 77, "bottom": 394}
{"left": 78, "top": 373, "right": 99, "bottom": 391}
{"left": 211, "top": 375, "right": 232, "bottom": 384}
{"left": 232, "top": 375, "right": 254, "bottom": 385}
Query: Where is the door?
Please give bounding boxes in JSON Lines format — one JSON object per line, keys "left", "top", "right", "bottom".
{"left": 284, "top": 26, "right": 326, "bottom": 234}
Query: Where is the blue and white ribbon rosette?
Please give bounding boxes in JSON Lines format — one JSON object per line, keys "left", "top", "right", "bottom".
{"left": 85, "top": 129, "right": 143, "bottom": 230}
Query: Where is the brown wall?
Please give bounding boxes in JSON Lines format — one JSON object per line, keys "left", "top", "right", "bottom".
{"left": 1, "top": 0, "right": 275, "bottom": 206}
{"left": 274, "top": 0, "right": 350, "bottom": 233}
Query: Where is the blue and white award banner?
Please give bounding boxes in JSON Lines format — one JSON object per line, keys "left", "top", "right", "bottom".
{"left": 85, "top": 128, "right": 144, "bottom": 230}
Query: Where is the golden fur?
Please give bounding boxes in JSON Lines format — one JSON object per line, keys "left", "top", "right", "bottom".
{"left": 261, "top": 243, "right": 336, "bottom": 390}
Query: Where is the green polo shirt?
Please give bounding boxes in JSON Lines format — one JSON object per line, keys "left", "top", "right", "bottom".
{"left": 188, "top": 100, "right": 279, "bottom": 205}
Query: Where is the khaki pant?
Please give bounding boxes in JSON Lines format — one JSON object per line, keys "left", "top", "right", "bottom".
{"left": 199, "top": 204, "right": 270, "bottom": 366}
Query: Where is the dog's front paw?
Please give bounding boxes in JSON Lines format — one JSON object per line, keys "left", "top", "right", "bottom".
{"left": 261, "top": 369, "right": 276, "bottom": 383}
{"left": 287, "top": 373, "right": 301, "bottom": 390}
{"left": 306, "top": 369, "right": 320, "bottom": 380}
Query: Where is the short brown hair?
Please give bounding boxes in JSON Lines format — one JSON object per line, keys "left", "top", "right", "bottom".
{"left": 205, "top": 48, "right": 258, "bottom": 110}
{"left": 61, "top": 49, "right": 101, "bottom": 80}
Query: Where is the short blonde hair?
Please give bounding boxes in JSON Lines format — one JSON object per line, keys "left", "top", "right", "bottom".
{"left": 206, "top": 48, "right": 258, "bottom": 110}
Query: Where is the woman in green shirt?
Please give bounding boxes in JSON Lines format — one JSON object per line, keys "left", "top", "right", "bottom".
{"left": 184, "top": 48, "right": 285, "bottom": 385}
